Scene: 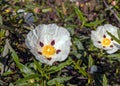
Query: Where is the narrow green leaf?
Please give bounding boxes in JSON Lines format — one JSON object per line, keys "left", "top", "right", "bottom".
{"left": 48, "top": 58, "right": 72, "bottom": 73}
{"left": 84, "top": 19, "right": 105, "bottom": 27}
{"left": 103, "top": 74, "right": 108, "bottom": 86}
{"left": 42, "top": 8, "right": 52, "bottom": 12}
{"left": 11, "top": 49, "right": 19, "bottom": 63}
{"left": 15, "top": 74, "right": 40, "bottom": 84}
{"left": 88, "top": 55, "right": 93, "bottom": 68}
{"left": 74, "top": 6, "right": 86, "bottom": 25}
{"left": 7, "top": 41, "right": 34, "bottom": 76}
{"left": 16, "top": 62, "right": 34, "bottom": 76}
{"left": 34, "top": 60, "right": 43, "bottom": 75}
{"left": 72, "top": 60, "right": 88, "bottom": 77}
{"left": 107, "top": 31, "right": 120, "bottom": 44}
{"left": 106, "top": 54, "right": 120, "bottom": 61}
{"left": 2, "top": 71, "right": 14, "bottom": 76}
{"left": 9, "top": 83, "right": 14, "bottom": 86}
{"left": 47, "top": 77, "right": 72, "bottom": 85}
{"left": 106, "top": 54, "right": 120, "bottom": 58}
{"left": 117, "top": 29, "right": 120, "bottom": 39}
{"left": 0, "top": 15, "right": 3, "bottom": 25}
{"left": 11, "top": 51, "right": 34, "bottom": 76}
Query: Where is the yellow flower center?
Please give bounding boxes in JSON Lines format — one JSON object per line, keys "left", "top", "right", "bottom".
{"left": 41, "top": 45, "right": 56, "bottom": 58}
{"left": 101, "top": 38, "right": 111, "bottom": 46}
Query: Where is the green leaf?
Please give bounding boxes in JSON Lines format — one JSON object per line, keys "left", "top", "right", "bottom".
{"left": 15, "top": 74, "right": 40, "bottom": 84}
{"left": 72, "top": 60, "right": 89, "bottom": 77}
{"left": 103, "top": 74, "right": 108, "bottom": 86}
{"left": 47, "top": 77, "right": 72, "bottom": 85}
{"left": 106, "top": 54, "right": 120, "bottom": 61}
{"left": 84, "top": 19, "right": 105, "bottom": 28}
{"left": 117, "top": 29, "right": 120, "bottom": 39}
{"left": 88, "top": 55, "right": 93, "bottom": 68}
{"left": 10, "top": 48, "right": 19, "bottom": 63}
{"left": 34, "top": 60, "right": 43, "bottom": 75}
{"left": 10, "top": 49, "right": 34, "bottom": 76}
{"left": 7, "top": 41, "right": 34, "bottom": 76}
{"left": 15, "top": 62, "right": 34, "bottom": 76}
{"left": 48, "top": 58, "right": 72, "bottom": 73}
{"left": 42, "top": 8, "right": 52, "bottom": 13}
{"left": 9, "top": 83, "right": 14, "bottom": 86}
{"left": 0, "top": 15, "right": 3, "bottom": 25}
{"left": 74, "top": 6, "right": 86, "bottom": 25}
{"left": 2, "top": 71, "right": 14, "bottom": 76}
{"left": 74, "top": 38, "right": 84, "bottom": 50}
{"left": 107, "top": 31, "right": 120, "bottom": 44}
{"left": 64, "top": 13, "right": 75, "bottom": 22}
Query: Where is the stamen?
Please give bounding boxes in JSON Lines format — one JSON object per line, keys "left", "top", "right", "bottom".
{"left": 98, "top": 41, "right": 101, "bottom": 43}
{"left": 103, "top": 35, "right": 106, "bottom": 38}
{"left": 56, "top": 49, "right": 61, "bottom": 54}
{"left": 40, "top": 42, "right": 44, "bottom": 47}
{"left": 51, "top": 40, "right": 55, "bottom": 45}
{"left": 38, "top": 52, "right": 42, "bottom": 55}
{"left": 41, "top": 45, "right": 56, "bottom": 58}
{"left": 110, "top": 45, "right": 113, "bottom": 47}
{"left": 47, "top": 58, "right": 52, "bottom": 60}
{"left": 101, "top": 38, "right": 111, "bottom": 47}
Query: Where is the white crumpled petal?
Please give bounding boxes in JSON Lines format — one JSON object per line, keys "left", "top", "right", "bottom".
{"left": 25, "top": 24, "right": 72, "bottom": 65}
{"left": 91, "top": 24, "right": 120, "bottom": 54}
{"left": 106, "top": 47, "right": 118, "bottom": 54}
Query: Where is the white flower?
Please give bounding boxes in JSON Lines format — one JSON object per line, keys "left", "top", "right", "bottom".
{"left": 91, "top": 24, "right": 120, "bottom": 54}
{"left": 25, "top": 24, "right": 72, "bottom": 65}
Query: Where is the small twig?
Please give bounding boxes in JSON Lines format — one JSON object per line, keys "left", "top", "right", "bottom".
{"left": 103, "top": 0, "right": 120, "bottom": 26}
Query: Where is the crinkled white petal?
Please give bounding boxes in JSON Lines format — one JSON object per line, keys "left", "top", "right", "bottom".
{"left": 104, "top": 24, "right": 119, "bottom": 38}
{"left": 25, "top": 29, "right": 38, "bottom": 50}
{"left": 96, "top": 25, "right": 106, "bottom": 36}
{"left": 25, "top": 24, "right": 71, "bottom": 65}
{"left": 92, "top": 41, "right": 103, "bottom": 49}
{"left": 91, "top": 31, "right": 102, "bottom": 42}
{"left": 106, "top": 47, "right": 118, "bottom": 54}
{"left": 113, "top": 42, "right": 120, "bottom": 49}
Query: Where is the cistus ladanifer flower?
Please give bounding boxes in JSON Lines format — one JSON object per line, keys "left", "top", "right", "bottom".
{"left": 25, "top": 24, "right": 72, "bottom": 65}
{"left": 91, "top": 24, "right": 120, "bottom": 54}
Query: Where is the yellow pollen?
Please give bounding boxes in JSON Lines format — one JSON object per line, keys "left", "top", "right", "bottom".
{"left": 41, "top": 45, "right": 56, "bottom": 58}
{"left": 101, "top": 38, "right": 111, "bottom": 46}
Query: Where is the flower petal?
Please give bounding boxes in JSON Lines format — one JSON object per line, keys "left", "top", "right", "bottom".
{"left": 106, "top": 47, "right": 118, "bottom": 54}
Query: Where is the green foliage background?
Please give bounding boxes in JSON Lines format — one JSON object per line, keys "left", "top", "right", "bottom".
{"left": 0, "top": 0, "right": 120, "bottom": 86}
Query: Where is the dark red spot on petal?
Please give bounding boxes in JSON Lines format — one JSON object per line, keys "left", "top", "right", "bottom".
{"left": 47, "top": 58, "right": 52, "bottom": 60}
{"left": 110, "top": 45, "right": 113, "bottom": 47}
{"left": 103, "top": 46, "right": 106, "bottom": 48}
{"left": 38, "top": 52, "right": 42, "bottom": 55}
{"left": 111, "top": 38, "right": 113, "bottom": 41}
{"left": 103, "top": 35, "right": 106, "bottom": 38}
{"left": 56, "top": 49, "right": 61, "bottom": 54}
{"left": 40, "top": 42, "right": 44, "bottom": 47}
{"left": 51, "top": 40, "right": 55, "bottom": 46}
{"left": 98, "top": 41, "right": 101, "bottom": 43}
